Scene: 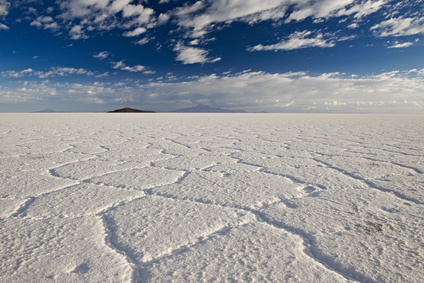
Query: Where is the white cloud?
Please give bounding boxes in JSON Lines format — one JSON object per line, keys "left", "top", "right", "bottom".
{"left": 123, "top": 27, "right": 146, "bottom": 37}
{"left": 69, "top": 24, "right": 87, "bottom": 40}
{"left": 93, "top": 51, "right": 110, "bottom": 60}
{"left": 137, "top": 70, "right": 424, "bottom": 112}
{"left": 336, "top": 0, "right": 387, "bottom": 19}
{"left": 2, "top": 68, "right": 34, "bottom": 78}
{"left": 177, "top": 0, "right": 286, "bottom": 29}
{"left": 286, "top": 0, "right": 387, "bottom": 22}
{"left": 388, "top": 41, "right": 413, "bottom": 48}
{"left": 288, "top": 0, "right": 354, "bottom": 22}
{"left": 1, "top": 67, "right": 94, "bottom": 78}
{"left": 0, "top": 0, "right": 9, "bottom": 31}
{"left": 174, "top": 43, "right": 221, "bottom": 64}
{"left": 135, "top": 37, "right": 153, "bottom": 45}
{"left": 174, "top": 0, "right": 289, "bottom": 37}
{"left": 173, "top": 0, "right": 387, "bottom": 38}
{"left": 0, "top": 0, "right": 10, "bottom": 16}
{"left": 56, "top": 0, "right": 155, "bottom": 40}
{"left": 371, "top": 16, "right": 424, "bottom": 37}
{"left": 250, "top": 31, "right": 335, "bottom": 51}
{"left": 109, "top": 0, "right": 132, "bottom": 14}
{"left": 112, "top": 60, "right": 147, "bottom": 72}
{"left": 3, "top": 70, "right": 423, "bottom": 113}
{"left": 0, "top": 23, "right": 9, "bottom": 30}
{"left": 0, "top": 81, "right": 118, "bottom": 104}
{"left": 347, "top": 22, "right": 359, "bottom": 29}
{"left": 158, "top": 13, "right": 170, "bottom": 25}
{"left": 30, "top": 16, "right": 60, "bottom": 30}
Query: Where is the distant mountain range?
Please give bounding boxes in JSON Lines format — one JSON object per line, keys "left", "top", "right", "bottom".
{"left": 34, "top": 109, "right": 66, "bottom": 113}
{"left": 33, "top": 106, "right": 258, "bottom": 114}
{"left": 169, "top": 105, "right": 247, "bottom": 113}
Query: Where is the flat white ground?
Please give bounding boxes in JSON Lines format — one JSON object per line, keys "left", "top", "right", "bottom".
{"left": 0, "top": 113, "right": 423, "bottom": 283}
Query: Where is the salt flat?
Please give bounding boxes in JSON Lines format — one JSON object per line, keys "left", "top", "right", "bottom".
{"left": 0, "top": 113, "right": 423, "bottom": 283}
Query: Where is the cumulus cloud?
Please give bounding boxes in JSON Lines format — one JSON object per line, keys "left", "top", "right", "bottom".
{"left": 93, "top": 51, "right": 111, "bottom": 60}
{"left": 0, "top": 0, "right": 9, "bottom": 30}
{"left": 3, "top": 70, "right": 423, "bottom": 113}
{"left": 174, "top": 0, "right": 387, "bottom": 38}
{"left": 0, "top": 0, "right": 10, "bottom": 16}
{"left": 123, "top": 27, "right": 146, "bottom": 37}
{"left": 176, "top": 0, "right": 286, "bottom": 29}
{"left": 250, "top": 31, "right": 335, "bottom": 51}
{"left": 30, "top": 16, "right": 60, "bottom": 30}
{"left": 371, "top": 16, "right": 424, "bottom": 37}
{"left": 112, "top": 60, "right": 148, "bottom": 72}
{"left": 287, "top": 0, "right": 355, "bottom": 22}
{"left": 287, "top": 0, "right": 387, "bottom": 22}
{"left": 56, "top": 0, "right": 155, "bottom": 39}
{"left": 0, "top": 81, "right": 117, "bottom": 104}
{"left": 0, "top": 23, "right": 9, "bottom": 30}
{"left": 69, "top": 24, "right": 87, "bottom": 40}
{"left": 388, "top": 41, "right": 414, "bottom": 48}
{"left": 2, "top": 67, "right": 94, "bottom": 78}
{"left": 336, "top": 0, "right": 387, "bottom": 19}
{"left": 135, "top": 37, "right": 152, "bottom": 45}
{"left": 174, "top": 43, "right": 221, "bottom": 64}
{"left": 122, "top": 70, "right": 424, "bottom": 112}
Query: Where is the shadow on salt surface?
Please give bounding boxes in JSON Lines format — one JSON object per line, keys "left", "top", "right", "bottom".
{"left": 261, "top": 185, "right": 424, "bottom": 283}
{"left": 146, "top": 223, "right": 348, "bottom": 282}
{"left": 0, "top": 199, "right": 28, "bottom": 218}
{"left": 0, "top": 217, "right": 131, "bottom": 282}
{"left": 105, "top": 196, "right": 255, "bottom": 265}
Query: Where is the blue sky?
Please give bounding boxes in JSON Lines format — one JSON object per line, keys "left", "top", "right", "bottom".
{"left": 0, "top": 0, "right": 423, "bottom": 113}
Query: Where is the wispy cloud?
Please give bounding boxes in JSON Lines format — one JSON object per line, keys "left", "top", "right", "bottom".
{"left": 388, "top": 41, "right": 414, "bottom": 48}
{"left": 112, "top": 60, "right": 152, "bottom": 73}
{"left": 174, "top": 0, "right": 387, "bottom": 38}
{"left": 335, "top": 0, "right": 387, "bottom": 19}
{"left": 372, "top": 16, "right": 424, "bottom": 37}
{"left": 250, "top": 31, "right": 335, "bottom": 51}
{"left": 123, "top": 27, "right": 146, "bottom": 37}
{"left": 93, "top": 52, "right": 154, "bottom": 73}
{"left": 0, "top": 0, "right": 10, "bottom": 17}
{"left": 288, "top": 0, "right": 387, "bottom": 22}
{"left": 2, "top": 67, "right": 95, "bottom": 78}
{"left": 30, "top": 16, "right": 59, "bottom": 30}
{"left": 174, "top": 43, "right": 221, "bottom": 64}
{"left": 0, "top": 22, "right": 8, "bottom": 30}
{"left": 0, "top": 0, "right": 10, "bottom": 30}
{"left": 55, "top": 0, "right": 155, "bottom": 40}
{"left": 175, "top": 0, "right": 285, "bottom": 30}
{"left": 93, "top": 51, "right": 111, "bottom": 60}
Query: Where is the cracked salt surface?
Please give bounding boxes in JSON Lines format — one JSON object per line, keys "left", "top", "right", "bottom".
{"left": 1, "top": 113, "right": 423, "bottom": 282}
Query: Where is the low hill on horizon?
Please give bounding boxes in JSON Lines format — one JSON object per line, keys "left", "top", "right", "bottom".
{"left": 170, "top": 105, "right": 247, "bottom": 113}
{"left": 108, "top": 107, "right": 156, "bottom": 113}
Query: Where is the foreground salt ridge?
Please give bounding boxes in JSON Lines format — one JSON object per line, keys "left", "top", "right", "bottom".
{"left": 0, "top": 114, "right": 423, "bottom": 282}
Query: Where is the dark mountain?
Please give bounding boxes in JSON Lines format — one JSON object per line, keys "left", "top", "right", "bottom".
{"left": 170, "top": 105, "right": 247, "bottom": 113}
{"left": 108, "top": 107, "right": 156, "bottom": 113}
